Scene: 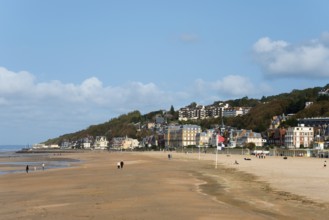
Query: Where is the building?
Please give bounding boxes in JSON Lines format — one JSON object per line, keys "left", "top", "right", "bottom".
{"left": 222, "top": 107, "right": 251, "bottom": 117}
{"left": 285, "top": 125, "right": 314, "bottom": 149}
{"left": 267, "top": 127, "right": 286, "bottom": 146}
{"left": 270, "top": 114, "right": 287, "bottom": 129}
{"left": 93, "top": 136, "right": 108, "bottom": 150}
{"left": 79, "top": 136, "right": 93, "bottom": 149}
{"left": 196, "top": 129, "right": 214, "bottom": 147}
{"left": 297, "top": 117, "right": 329, "bottom": 137}
{"left": 318, "top": 88, "right": 329, "bottom": 96}
{"left": 233, "top": 130, "right": 263, "bottom": 147}
{"left": 122, "top": 137, "right": 139, "bottom": 150}
{"left": 205, "top": 106, "right": 222, "bottom": 118}
{"left": 32, "top": 144, "right": 60, "bottom": 149}
{"left": 178, "top": 104, "right": 250, "bottom": 121}
{"left": 111, "top": 136, "right": 139, "bottom": 150}
{"left": 178, "top": 107, "right": 190, "bottom": 121}
{"left": 165, "top": 124, "right": 201, "bottom": 148}
{"left": 111, "top": 137, "right": 126, "bottom": 150}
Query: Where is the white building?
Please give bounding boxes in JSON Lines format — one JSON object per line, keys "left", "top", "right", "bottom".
{"left": 122, "top": 137, "right": 139, "bottom": 150}
{"left": 222, "top": 107, "right": 250, "bottom": 117}
{"left": 81, "top": 142, "right": 91, "bottom": 149}
{"left": 93, "top": 136, "right": 109, "bottom": 150}
{"left": 32, "top": 144, "right": 60, "bottom": 149}
{"left": 111, "top": 136, "right": 139, "bottom": 150}
{"left": 285, "top": 125, "right": 314, "bottom": 149}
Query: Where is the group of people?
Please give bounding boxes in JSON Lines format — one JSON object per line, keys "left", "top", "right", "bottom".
{"left": 25, "top": 163, "right": 45, "bottom": 173}
{"left": 117, "top": 160, "right": 124, "bottom": 169}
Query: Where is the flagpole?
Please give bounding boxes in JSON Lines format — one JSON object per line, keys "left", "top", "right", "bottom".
{"left": 198, "top": 145, "right": 200, "bottom": 160}
{"left": 215, "top": 148, "right": 218, "bottom": 169}
{"left": 215, "top": 134, "right": 225, "bottom": 169}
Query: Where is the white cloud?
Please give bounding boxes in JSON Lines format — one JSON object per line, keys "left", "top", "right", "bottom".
{"left": 253, "top": 37, "right": 288, "bottom": 53}
{"left": 0, "top": 66, "right": 273, "bottom": 144}
{"left": 0, "top": 67, "right": 184, "bottom": 144}
{"left": 0, "top": 67, "right": 35, "bottom": 94}
{"left": 0, "top": 67, "right": 173, "bottom": 110}
{"left": 253, "top": 34, "right": 329, "bottom": 78}
{"left": 192, "top": 75, "right": 270, "bottom": 101}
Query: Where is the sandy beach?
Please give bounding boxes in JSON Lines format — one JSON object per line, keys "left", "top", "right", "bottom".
{"left": 1, "top": 151, "right": 329, "bottom": 220}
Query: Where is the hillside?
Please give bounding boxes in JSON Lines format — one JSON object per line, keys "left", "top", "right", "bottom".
{"left": 44, "top": 84, "right": 329, "bottom": 145}
{"left": 225, "top": 85, "right": 329, "bottom": 131}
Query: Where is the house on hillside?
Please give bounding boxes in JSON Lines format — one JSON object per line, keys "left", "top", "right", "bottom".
{"left": 110, "top": 136, "right": 139, "bottom": 150}
{"left": 231, "top": 130, "right": 263, "bottom": 147}
{"left": 93, "top": 136, "right": 108, "bottom": 150}
{"left": 267, "top": 128, "right": 286, "bottom": 146}
{"left": 319, "top": 88, "right": 329, "bottom": 96}
{"left": 285, "top": 125, "right": 314, "bottom": 149}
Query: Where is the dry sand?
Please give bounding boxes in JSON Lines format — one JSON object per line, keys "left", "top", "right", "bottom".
{"left": 0, "top": 151, "right": 329, "bottom": 220}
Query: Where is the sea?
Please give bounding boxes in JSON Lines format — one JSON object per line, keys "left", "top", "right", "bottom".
{"left": 0, "top": 145, "right": 79, "bottom": 175}
{"left": 0, "top": 145, "right": 25, "bottom": 154}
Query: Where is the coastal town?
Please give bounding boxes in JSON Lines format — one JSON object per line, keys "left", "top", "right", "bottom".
{"left": 3, "top": 2, "right": 329, "bottom": 219}
{"left": 31, "top": 87, "right": 329, "bottom": 158}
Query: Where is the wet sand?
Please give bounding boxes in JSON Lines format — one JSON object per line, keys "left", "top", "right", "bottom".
{"left": 0, "top": 151, "right": 329, "bottom": 220}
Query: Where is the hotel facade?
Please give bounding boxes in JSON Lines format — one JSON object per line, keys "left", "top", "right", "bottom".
{"left": 285, "top": 125, "right": 314, "bottom": 149}
{"left": 164, "top": 124, "right": 201, "bottom": 148}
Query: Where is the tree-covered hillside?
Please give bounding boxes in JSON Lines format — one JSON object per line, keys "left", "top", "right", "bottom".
{"left": 44, "top": 84, "right": 329, "bottom": 145}
{"left": 225, "top": 85, "right": 329, "bottom": 131}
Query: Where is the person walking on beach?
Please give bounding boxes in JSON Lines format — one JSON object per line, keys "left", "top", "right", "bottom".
{"left": 26, "top": 165, "right": 29, "bottom": 173}
{"left": 42, "top": 163, "right": 45, "bottom": 171}
{"left": 120, "top": 160, "right": 124, "bottom": 169}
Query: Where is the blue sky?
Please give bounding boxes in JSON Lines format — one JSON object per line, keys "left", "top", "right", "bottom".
{"left": 1, "top": 0, "right": 328, "bottom": 145}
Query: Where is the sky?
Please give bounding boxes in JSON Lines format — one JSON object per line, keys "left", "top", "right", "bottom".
{"left": 1, "top": 0, "right": 329, "bottom": 145}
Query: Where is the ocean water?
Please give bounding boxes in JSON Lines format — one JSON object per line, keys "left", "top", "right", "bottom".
{"left": 0, "top": 145, "right": 79, "bottom": 175}
{"left": 0, "top": 145, "right": 25, "bottom": 153}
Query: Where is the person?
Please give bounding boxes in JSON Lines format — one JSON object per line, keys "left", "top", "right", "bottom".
{"left": 120, "top": 160, "right": 124, "bottom": 169}
{"left": 117, "top": 162, "right": 121, "bottom": 169}
{"left": 324, "top": 160, "right": 327, "bottom": 168}
{"left": 26, "top": 165, "right": 29, "bottom": 173}
{"left": 42, "top": 163, "right": 45, "bottom": 171}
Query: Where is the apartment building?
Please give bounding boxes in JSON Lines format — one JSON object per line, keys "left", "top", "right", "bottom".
{"left": 178, "top": 104, "right": 250, "bottom": 121}
{"left": 297, "top": 117, "right": 329, "bottom": 136}
{"left": 222, "top": 107, "right": 250, "bottom": 117}
{"left": 285, "top": 125, "right": 314, "bottom": 149}
{"left": 205, "top": 106, "right": 221, "bottom": 118}
{"left": 165, "top": 124, "right": 201, "bottom": 147}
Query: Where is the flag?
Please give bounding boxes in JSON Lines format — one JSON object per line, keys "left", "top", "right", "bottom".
{"left": 217, "top": 135, "right": 225, "bottom": 143}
